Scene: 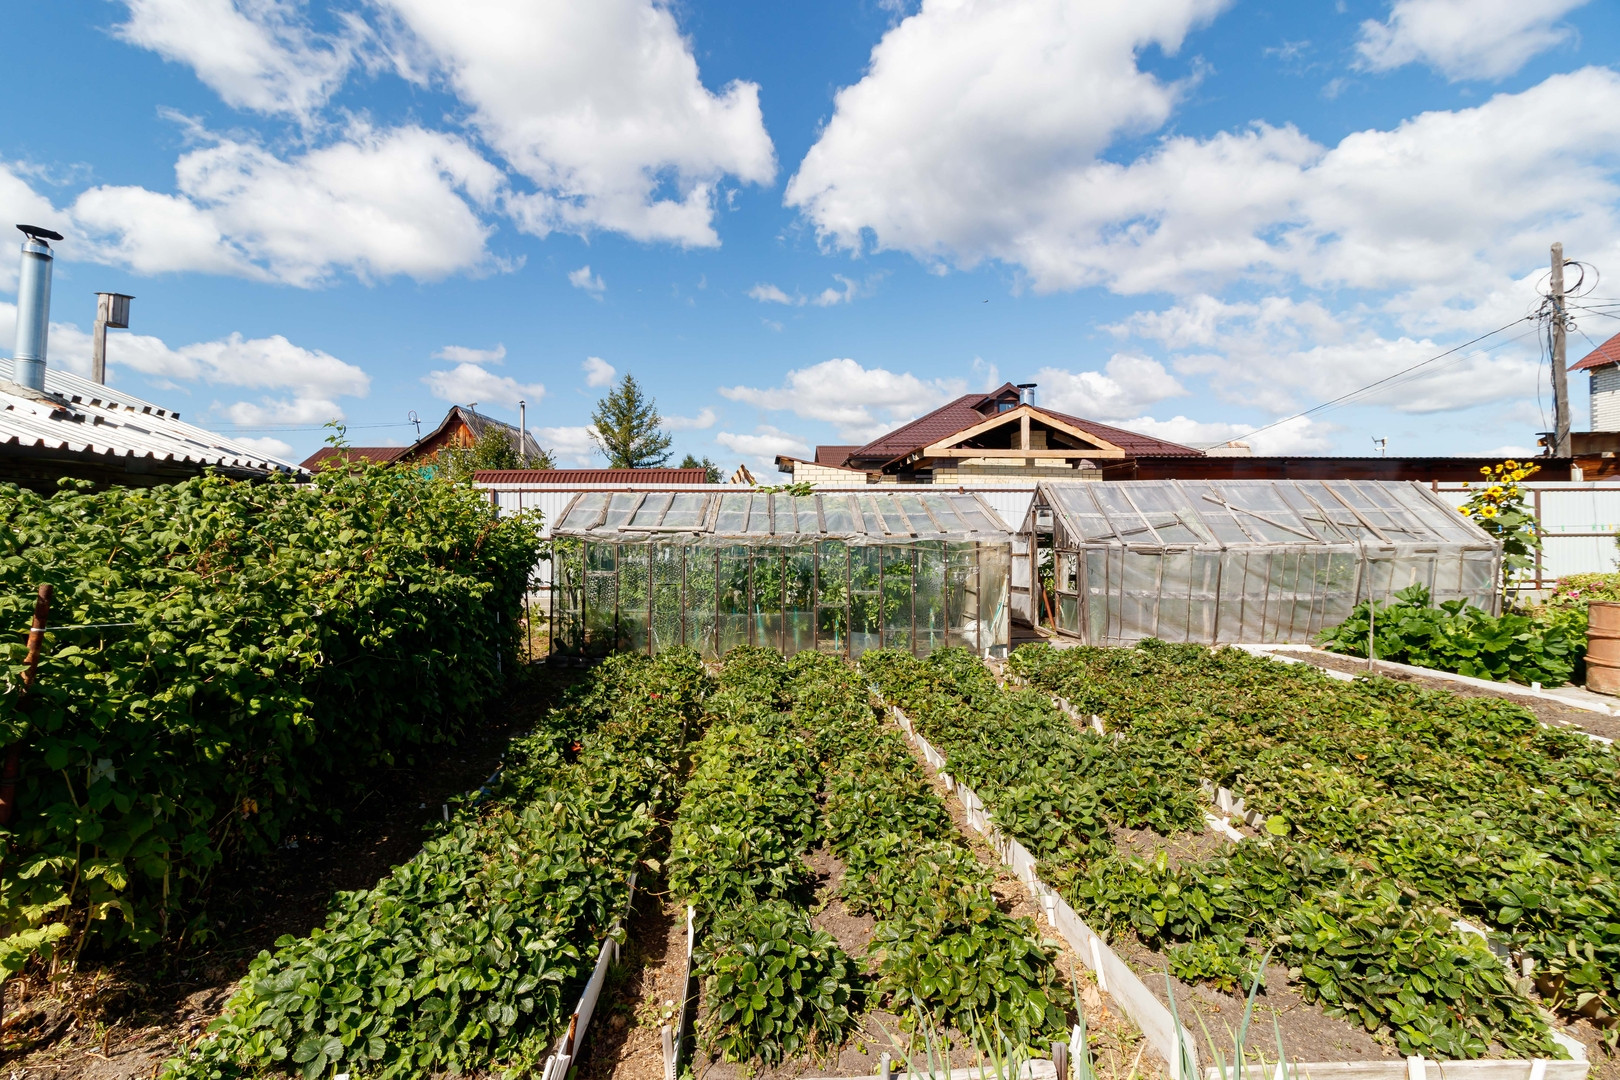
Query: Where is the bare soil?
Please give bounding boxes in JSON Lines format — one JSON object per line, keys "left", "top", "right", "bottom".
{"left": 574, "top": 880, "right": 691, "bottom": 1080}
{"left": 0, "top": 664, "right": 576, "bottom": 1080}
{"left": 1292, "top": 649, "right": 1620, "bottom": 743}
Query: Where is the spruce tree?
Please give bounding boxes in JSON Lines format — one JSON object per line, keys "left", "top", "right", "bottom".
{"left": 679, "top": 453, "right": 723, "bottom": 483}
{"left": 590, "top": 374, "right": 672, "bottom": 468}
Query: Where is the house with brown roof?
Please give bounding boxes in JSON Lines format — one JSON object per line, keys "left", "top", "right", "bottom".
{"left": 776, "top": 382, "right": 1203, "bottom": 484}
{"left": 301, "top": 404, "right": 547, "bottom": 472}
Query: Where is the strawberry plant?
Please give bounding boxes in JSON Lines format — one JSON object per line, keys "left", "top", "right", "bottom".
{"left": 786, "top": 651, "right": 1066, "bottom": 1048}
{"left": 162, "top": 649, "right": 707, "bottom": 1080}
{"left": 1011, "top": 640, "right": 1620, "bottom": 1054}
{"left": 669, "top": 646, "right": 862, "bottom": 1065}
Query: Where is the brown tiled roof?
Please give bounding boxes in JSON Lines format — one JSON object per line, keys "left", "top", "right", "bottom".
{"left": 472, "top": 468, "right": 711, "bottom": 484}
{"left": 301, "top": 446, "right": 406, "bottom": 470}
{"left": 815, "top": 445, "right": 860, "bottom": 467}
{"left": 1571, "top": 330, "right": 1620, "bottom": 372}
{"left": 847, "top": 389, "right": 1202, "bottom": 462}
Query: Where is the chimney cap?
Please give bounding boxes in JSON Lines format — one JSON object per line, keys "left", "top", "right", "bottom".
{"left": 1015, "top": 382, "right": 1037, "bottom": 389}
{"left": 17, "top": 224, "right": 63, "bottom": 243}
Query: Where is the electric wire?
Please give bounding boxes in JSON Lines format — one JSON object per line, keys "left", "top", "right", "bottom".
{"left": 1201, "top": 316, "right": 1533, "bottom": 449}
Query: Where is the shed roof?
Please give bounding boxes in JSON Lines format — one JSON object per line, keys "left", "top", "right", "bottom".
{"left": 554, "top": 488, "right": 1011, "bottom": 545}
{"left": 474, "top": 468, "right": 710, "bottom": 484}
{"left": 1034, "top": 479, "right": 1493, "bottom": 548}
{"left": 303, "top": 446, "right": 406, "bottom": 470}
{"left": 0, "top": 360, "right": 303, "bottom": 477}
{"left": 1571, "top": 330, "right": 1620, "bottom": 372}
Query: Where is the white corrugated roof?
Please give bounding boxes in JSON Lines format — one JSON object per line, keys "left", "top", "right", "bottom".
{"left": 0, "top": 359, "right": 304, "bottom": 476}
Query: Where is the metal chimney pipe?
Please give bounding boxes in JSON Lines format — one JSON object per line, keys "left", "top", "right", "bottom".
{"left": 12, "top": 226, "right": 60, "bottom": 392}
{"left": 518, "top": 399, "right": 528, "bottom": 466}
{"left": 1016, "top": 382, "right": 1037, "bottom": 407}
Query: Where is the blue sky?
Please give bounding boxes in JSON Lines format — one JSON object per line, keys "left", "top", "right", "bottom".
{"left": 3, "top": 0, "right": 1619, "bottom": 470}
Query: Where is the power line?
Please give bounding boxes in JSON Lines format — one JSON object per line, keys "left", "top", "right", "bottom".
{"left": 1201, "top": 316, "right": 1533, "bottom": 450}
{"left": 214, "top": 421, "right": 417, "bottom": 433}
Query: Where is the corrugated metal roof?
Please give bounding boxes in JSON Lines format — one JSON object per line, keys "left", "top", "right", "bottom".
{"left": 1571, "top": 329, "right": 1620, "bottom": 372}
{"left": 303, "top": 446, "right": 406, "bottom": 469}
{"left": 0, "top": 359, "right": 304, "bottom": 476}
{"left": 848, "top": 387, "right": 1202, "bottom": 461}
{"left": 473, "top": 468, "right": 710, "bottom": 484}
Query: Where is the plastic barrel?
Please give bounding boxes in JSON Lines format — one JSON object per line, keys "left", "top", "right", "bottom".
{"left": 1586, "top": 601, "right": 1620, "bottom": 695}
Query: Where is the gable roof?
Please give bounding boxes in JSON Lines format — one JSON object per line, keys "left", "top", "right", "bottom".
{"left": 848, "top": 383, "right": 1202, "bottom": 463}
{"left": 1572, "top": 330, "right": 1620, "bottom": 372}
{"left": 418, "top": 405, "right": 549, "bottom": 460}
{"left": 301, "top": 446, "right": 406, "bottom": 470}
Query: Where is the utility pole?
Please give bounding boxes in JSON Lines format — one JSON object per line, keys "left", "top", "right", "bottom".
{"left": 1551, "top": 243, "right": 1571, "bottom": 458}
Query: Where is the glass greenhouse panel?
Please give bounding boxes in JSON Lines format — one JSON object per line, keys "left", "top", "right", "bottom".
{"left": 1027, "top": 479, "right": 1501, "bottom": 646}
{"left": 550, "top": 489, "right": 1013, "bottom": 659}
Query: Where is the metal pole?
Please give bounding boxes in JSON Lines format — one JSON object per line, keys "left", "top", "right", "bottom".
{"left": 518, "top": 400, "right": 528, "bottom": 467}
{"left": 1, "top": 584, "right": 52, "bottom": 827}
{"left": 1551, "top": 243, "right": 1572, "bottom": 459}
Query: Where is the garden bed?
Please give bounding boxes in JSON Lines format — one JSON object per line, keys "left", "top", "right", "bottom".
{"left": 866, "top": 645, "right": 1600, "bottom": 1080}
{"left": 666, "top": 648, "right": 1136, "bottom": 1079}
{"left": 1272, "top": 648, "right": 1620, "bottom": 744}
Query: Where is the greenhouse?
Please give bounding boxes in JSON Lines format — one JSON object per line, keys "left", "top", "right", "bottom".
{"left": 1024, "top": 478, "right": 1501, "bottom": 645}
{"left": 550, "top": 488, "right": 1013, "bottom": 659}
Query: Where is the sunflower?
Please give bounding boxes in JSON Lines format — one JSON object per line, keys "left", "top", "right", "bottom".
{"left": 1480, "top": 505, "right": 1499, "bottom": 519}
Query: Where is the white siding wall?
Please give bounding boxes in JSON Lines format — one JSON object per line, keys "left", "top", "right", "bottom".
{"left": 1592, "top": 366, "right": 1620, "bottom": 431}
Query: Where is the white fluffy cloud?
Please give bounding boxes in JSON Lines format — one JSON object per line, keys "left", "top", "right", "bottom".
{"left": 1123, "top": 414, "right": 1333, "bottom": 454}
{"left": 791, "top": 10, "right": 1620, "bottom": 308}
{"left": 73, "top": 124, "right": 503, "bottom": 286}
{"left": 1355, "top": 0, "right": 1590, "bottom": 81}
{"left": 224, "top": 396, "right": 346, "bottom": 426}
{"left": 568, "top": 265, "right": 606, "bottom": 296}
{"left": 1118, "top": 293, "right": 1544, "bottom": 417}
{"left": 114, "top": 0, "right": 362, "bottom": 120}
{"left": 787, "top": 0, "right": 1228, "bottom": 270}
{"left": 666, "top": 407, "right": 717, "bottom": 431}
{"left": 0, "top": 165, "right": 70, "bottom": 291}
{"left": 748, "top": 283, "right": 798, "bottom": 305}
{"left": 1034, "top": 356, "right": 1186, "bottom": 422}
{"left": 582, "top": 356, "right": 616, "bottom": 387}
{"left": 380, "top": 0, "right": 776, "bottom": 247}
{"left": 535, "top": 424, "right": 599, "bottom": 466}
{"left": 720, "top": 358, "right": 965, "bottom": 441}
{"left": 234, "top": 434, "right": 297, "bottom": 459}
{"left": 434, "top": 343, "right": 507, "bottom": 364}
{"left": 423, "top": 362, "right": 546, "bottom": 407}
{"left": 0, "top": 301, "right": 367, "bottom": 428}
{"left": 715, "top": 425, "right": 810, "bottom": 470}
{"left": 746, "top": 275, "right": 871, "bottom": 307}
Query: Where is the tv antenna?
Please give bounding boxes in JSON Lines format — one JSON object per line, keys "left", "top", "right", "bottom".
{"left": 1372, "top": 436, "right": 1387, "bottom": 457}
{"left": 408, "top": 410, "right": 421, "bottom": 439}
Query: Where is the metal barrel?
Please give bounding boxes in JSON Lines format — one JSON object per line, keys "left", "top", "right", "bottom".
{"left": 1585, "top": 601, "right": 1620, "bottom": 695}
